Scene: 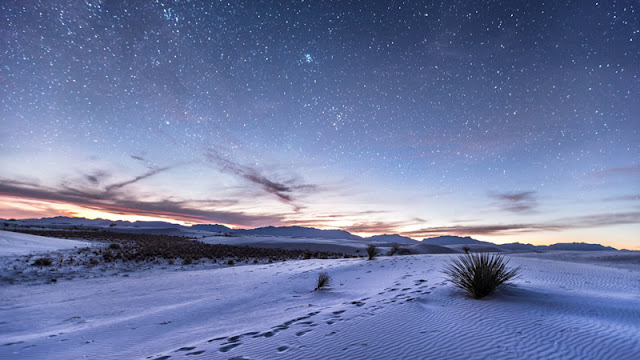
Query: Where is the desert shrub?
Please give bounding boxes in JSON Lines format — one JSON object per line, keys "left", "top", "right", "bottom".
{"left": 10, "top": 229, "right": 345, "bottom": 265}
{"left": 443, "top": 253, "right": 519, "bottom": 299}
{"left": 182, "top": 256, "right": 192, "bottom": 265}
{"left": 109, "top": 243, "right": 121, "bottom": 250}
{"left": 33, "top": 257, "right": 52, "bottom": 266}
{"left": 314, "top": 271, "right": 331, "bottom": 291}
{"left": 395, "top": 248, "right": 415, "bottom": 255}
{"left": 366, "top": 244, "right": 378, "bottom": 260}
{"left": 462, "top": 246, "right": 471, "bottom": 254}
{"left": 387, "top": 244, "right": 400, "bottom": 256}
{"left": 102, "top": 250, "right": 114, "bottom": 262}
{"left": 227, "top": 259, "right": 234, "bottom": 265}
{"left": 303, "top": 249, "right": 312, "bottom": 259}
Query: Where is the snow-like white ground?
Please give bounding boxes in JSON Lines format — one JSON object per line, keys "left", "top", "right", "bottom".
{"left": 0, "top": 230, "right": 92, "bottom": 256}
{"left": 200, "top": 234, "right": 369, "bottom": 254}
{"left": 1, "top": 239, "right": 639, "bottom": 360}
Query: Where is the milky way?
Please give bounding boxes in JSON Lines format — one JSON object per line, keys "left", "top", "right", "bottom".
{"left": 1, "top": 1, "right": 638, "bottom": 248}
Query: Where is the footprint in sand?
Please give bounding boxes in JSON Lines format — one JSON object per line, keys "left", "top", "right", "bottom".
{"left": 208, "top": 336, "right": 227, "bottom": 343}
{"left": 186, "top": 350, "right": 205, "bottom": 356}
{"left": 219, "top": 343, "right": 242, "bottom": 352}
{"left": 175, "top": 346, "right": 196, "bottom": 352}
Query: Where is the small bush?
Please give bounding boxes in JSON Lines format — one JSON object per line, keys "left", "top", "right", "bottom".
{"left": 315, "top": 271, "right": 331, "bottom": 291}
{"left": 387, "top": 244, "right": 400, "bottom": 256}
{"left": 109, "top": 243, "right": 121, "bottom": 250}
{"left": 182, "top": 256, "right": 192, "bottom": 265}
{"left": 227, "top": 259, "right": 234, "bottom": 265}
{"left": 33, "top": 257, "right": 52, "bottom": 266}
{"left": 395, "top": 248, "right": 415, "bottom": 255}
{"left": 366, "top": 244, "right": 378, "bottom": 260}
{"left": 443, "top": 253, "right": 520, "bottom": 299}
{"left": 102, "top": 250, "right": 114, "bottom": 262}
{"left": 462, "top": 246, "right": 471, "bottom": 254}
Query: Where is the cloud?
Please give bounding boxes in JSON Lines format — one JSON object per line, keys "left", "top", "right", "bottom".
{"left": 105, "top": 166, "right": 170, "bottom": 192}
{"left": 489, "top": 190, "right": 538, "bottom": 213}
{"left": 205, "top": 150, "right": 316, "bottom": 209}
{"left": 401, "top": 224, "right": 541, "bottom": 238}
{"left": 0, "top": 177, "right": 282, "bottom": 227}
{"left": 559, "top": 212, "right": 640, "bottom": 228}
{"left": 344, "top": 221, "right": 414, "bottom": 234}
{"left": 84, "top": 170, "right": 109, "bottom": 185}
{"left": 401, "top": 211, "right": 640, "bottom": 238}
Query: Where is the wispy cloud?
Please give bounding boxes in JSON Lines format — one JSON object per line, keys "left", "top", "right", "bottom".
{"left": 343, "top": 220, "right": 419, "bottom": 234}
{"left": 105, "top": 166, "right": 170, "bottom": 193}
{"left": 489, "top": 190, "right": 538, "bottom": 213}
{"left": 84, "top": 170, "right": 109, "bottom": 185}
{"left": 205, "top": 150, "right": 316, "bottom": 210}
{"left": 401, "top": 211, "right": 640, "bottom": 238}
{"left": 0, "top": 176, "right": 281, "bottom": 227}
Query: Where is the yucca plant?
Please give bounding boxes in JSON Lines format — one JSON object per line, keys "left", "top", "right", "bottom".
{"left": 443, "top": 253, "right": 519, "bottom": 299}
{"left": 314, "top": 271, "right": 331, "bottom": 291}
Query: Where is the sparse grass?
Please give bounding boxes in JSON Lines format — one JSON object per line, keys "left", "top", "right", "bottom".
{"left": 33, "top": 257, "right": 52, "bottom": 266}
{"left": 443, "top": 253, "right": 520, "bottom": 299}
{"left": 314, "top": 271, "right": 331, "bottom": 291}
{"left": 366, "top": 244, "right": 378, "bottom": 260}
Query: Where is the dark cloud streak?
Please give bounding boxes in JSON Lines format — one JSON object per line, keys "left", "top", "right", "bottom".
{"left": 105, "top": 166, "right": 170, "bottom": 193}
{"left": 401, "top": 211, "right": 640, "bottom": 238}
{"left": 205, "top": 150, "right": 315, "bottom": 210}
{"left": 489, "top": 190, "right": 538, "bottom": 213}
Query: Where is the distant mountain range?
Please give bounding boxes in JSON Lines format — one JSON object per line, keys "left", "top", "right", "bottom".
{"left": 1, "top": 216, "right": 622, "bottom": 251}
{"left": 421, "top": 235, "right": 618, "bottom": 252}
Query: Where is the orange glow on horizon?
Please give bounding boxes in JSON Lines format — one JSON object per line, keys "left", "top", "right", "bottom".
{"left": 1, "top": 195, "right": 638, "bottom": 250}
{"left": 0, "top": 195, "right": 242, "bottom": 228}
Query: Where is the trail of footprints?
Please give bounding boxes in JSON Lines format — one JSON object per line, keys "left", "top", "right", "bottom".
{"left": 151, "top": 267, "right": 440, "bottom": 359}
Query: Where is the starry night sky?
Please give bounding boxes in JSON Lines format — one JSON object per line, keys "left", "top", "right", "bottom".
{"left": 1, "top": 1, "right": 639, "bottom": 249}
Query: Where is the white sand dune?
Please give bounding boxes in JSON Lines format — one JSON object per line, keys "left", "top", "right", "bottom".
{"left": 200, "top": 234, "right": 370, "bottom": 255}
{"left": 1, "top": 240, "right": 638, "bottom": 360}
{"left": 0, "top": 230, "right": 92, "bottom": 256}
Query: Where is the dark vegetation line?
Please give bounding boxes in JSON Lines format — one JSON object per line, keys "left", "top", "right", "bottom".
{"left": 10, "top": 230, "right": 344, "bottom": 263}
